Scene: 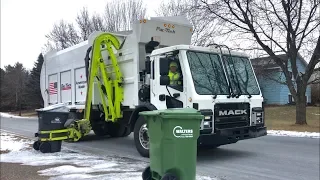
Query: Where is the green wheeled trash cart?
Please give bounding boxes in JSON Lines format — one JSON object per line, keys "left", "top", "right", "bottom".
{"left": 139, "top": 108, "right": 203, "bottom": 180}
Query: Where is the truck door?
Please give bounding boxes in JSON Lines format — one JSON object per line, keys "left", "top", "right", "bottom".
{"left": 151, "top": 53, "right": 187, "bottom": 110}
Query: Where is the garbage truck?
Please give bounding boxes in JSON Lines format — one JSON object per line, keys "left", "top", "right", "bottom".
{"left": 39, "top": 16, "right": 267, "bottom": 157}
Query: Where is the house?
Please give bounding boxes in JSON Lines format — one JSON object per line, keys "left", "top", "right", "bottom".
{"left": 250, "top": 54, "right": 312, "bottom": 105}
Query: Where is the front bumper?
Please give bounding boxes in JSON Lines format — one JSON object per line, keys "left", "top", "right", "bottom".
{"left": 198, "top": 126, "right": 267, "bottom": 146}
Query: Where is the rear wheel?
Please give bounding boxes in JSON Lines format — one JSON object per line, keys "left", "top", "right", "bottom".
{"left": 92, "top": 121, "right": 109, "bottom": 136}
{"left": 107, "top": 122, "right": 126, "bottom": 138}
{"left": 121, "top": 126, "right": 132, "bottom": 137}
{"left": 134, "top": 116, "right": 149, "bottom": 157}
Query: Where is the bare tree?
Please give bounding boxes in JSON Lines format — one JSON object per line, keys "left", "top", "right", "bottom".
{"left": 44, "top": 1, "right": 146, "bottom": 51}
{"left": 155, "top": 0, "right": 191, "bottom": 16}
{"left": 76, "top": 7, "right": 94, "bottom": 41}
{"left": 45, "top": 20, "right": 81, "bottom": 50}
{"left": 91, "top": 13, "right": 107, "bottom": 32}
{"left": 194, "top": 0, "right": 320, "bottom": 125}
{"left": 155, "top": 0, "right": 221, "bottom": 46}
{"left": 104, "top": 0, "right": 147, "bottom": 32}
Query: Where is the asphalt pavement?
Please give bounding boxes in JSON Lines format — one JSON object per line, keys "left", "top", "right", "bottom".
{"left": 1, "top": 115, "right": 319, "bottom": 180}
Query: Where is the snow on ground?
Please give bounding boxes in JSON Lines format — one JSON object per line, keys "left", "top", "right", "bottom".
{"left": 267, "top": 130, "right": 320, "bottom": 138}
{"left": 0, "top": 131, "right": 216, "bottom": 180}
{"left": 0, "top": 112, "right": 32, "bottom": 119}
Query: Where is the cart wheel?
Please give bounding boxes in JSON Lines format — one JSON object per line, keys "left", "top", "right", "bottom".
{"left": 161, "top": 173, "right": 178, "bottom": 180}
{"left": 142, "top": 166, "right": 152, "bottom": 180}
{"left": 33, "top": 141, "right": 41, "bottom": 150}
{"left": 39, "top": 142, "right": 51, "bottom": 153}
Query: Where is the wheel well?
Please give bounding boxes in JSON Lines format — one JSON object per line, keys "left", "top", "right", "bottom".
{"left": 129, "top": 104, "right": 157, "bottom": 132}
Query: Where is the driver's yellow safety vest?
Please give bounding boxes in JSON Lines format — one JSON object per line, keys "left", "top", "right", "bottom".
{"left": 168, "top": 71, "right": 181, "bottom": 85}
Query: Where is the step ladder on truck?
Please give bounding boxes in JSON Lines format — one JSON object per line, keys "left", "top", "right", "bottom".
{"left": 38, "top": 16, "right": 267, "bottom": 157}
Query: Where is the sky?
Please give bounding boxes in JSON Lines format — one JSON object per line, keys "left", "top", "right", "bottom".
{"left": 0, "top": 0, "right": 161, "bottom": 70}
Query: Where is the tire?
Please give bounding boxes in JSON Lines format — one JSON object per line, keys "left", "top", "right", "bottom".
{"left": 39, "top": 142, "right": 51, "bottom": 153}
{"left": 121, "top": 126, "right": 131, "bottom": 137}
{"left": 107, "top": 122, "right": 126, "bottom": 138}
{"left": 161, "top": 173, "right": 179, "bottom": 180}
{"left": 134, "top": 116, "right": 149, "bottom": 157}
{"left": 92, "top": 121, "right": 109, "bottom": 136}
{"left": 33, "top": 141, "right": 40, "bottom": 151}
{"left": 142, "top": 166, "right": 152, "bottom": 180}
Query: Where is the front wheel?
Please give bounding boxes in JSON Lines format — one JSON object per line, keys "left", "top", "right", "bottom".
{"left": 134, "top": 116, "right": 149, "bottom": 157}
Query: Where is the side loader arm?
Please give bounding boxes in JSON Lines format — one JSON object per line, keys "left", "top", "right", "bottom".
{"left": 84, "top": 33, "right": 124, "bottom": 122}
{"left": 35, "top": 33, "right": 125, "bottom": 143}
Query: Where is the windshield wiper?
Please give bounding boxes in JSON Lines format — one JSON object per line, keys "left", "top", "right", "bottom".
{"left": 212, "top": 43, "right": 234, "bottom": 98}
{"left": 225, "top": 55, "right": 242, "bottom": 98}
{"left": 208, "top": 54, "right": 226, "bottom": 98}
{"left": 194, "top": 53, "right": 217, "bottom": 99}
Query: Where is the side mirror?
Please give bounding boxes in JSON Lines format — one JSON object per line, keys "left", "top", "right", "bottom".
{"left": 160, "top": 58, "right": 169, "bottom": 75}
{"left": 160, "top": 75, "right": 170, "bottom": 85}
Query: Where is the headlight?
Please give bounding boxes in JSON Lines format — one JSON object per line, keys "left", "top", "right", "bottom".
{"left": 204, "top": 116, "right": 211, "bottom": 120}
{"left": 252, "top": 107, "right": 264, "bottom": 125}
{"left": 256, "top": 117, "right": 263, "bottom": 123}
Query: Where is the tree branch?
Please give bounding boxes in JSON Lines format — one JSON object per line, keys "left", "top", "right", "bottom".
{"left": 304, "top": 36, "right": 320, "bottom": 82}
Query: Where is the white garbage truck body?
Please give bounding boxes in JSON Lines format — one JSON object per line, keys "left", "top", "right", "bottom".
{"left": 40, "top": 16, "right": 267, "bottom": 157}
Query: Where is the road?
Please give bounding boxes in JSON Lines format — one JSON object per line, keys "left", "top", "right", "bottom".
{"left": 1, "top": 115, "right": 319, "bottom": 180}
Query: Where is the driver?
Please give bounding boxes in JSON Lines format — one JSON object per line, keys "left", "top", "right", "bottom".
{"left": 168, "top": 61, "right": 181, "bottom": 85}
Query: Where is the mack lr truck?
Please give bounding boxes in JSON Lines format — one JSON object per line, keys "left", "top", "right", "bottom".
{"left": 40, "top": 16, "right": 267, "bottom": 157}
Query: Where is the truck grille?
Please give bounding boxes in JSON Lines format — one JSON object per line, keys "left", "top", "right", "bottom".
{"left": 214, "top": 103, "right": 250, "bottom": 129}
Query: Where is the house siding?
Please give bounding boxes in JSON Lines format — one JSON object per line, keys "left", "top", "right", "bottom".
{"left": 257, "top": 72, "right": 281, "bottom": 104}
{"left": 254, "top": 57, "right": 312, "bottom": 105}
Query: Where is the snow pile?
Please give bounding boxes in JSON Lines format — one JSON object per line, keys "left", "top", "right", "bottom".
{"left": 0, "top": 112, "right": 32, "bottom": 119}
{"left": 0, "top": 132, "right": 33, "bottom": 152}
{"left": 0, "top": 131, "right": 216, "bottom": 180}
{"left": 267, "top": 130, "right": 320, "bottom": 138}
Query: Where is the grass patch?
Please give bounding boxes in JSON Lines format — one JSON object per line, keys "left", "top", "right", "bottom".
{"left": 265, "top": 105, "right": 320, "bottom": 132}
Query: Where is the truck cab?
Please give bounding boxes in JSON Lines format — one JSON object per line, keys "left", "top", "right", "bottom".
{"left": 134, "top": 43, "right": 267, "bottom": 156}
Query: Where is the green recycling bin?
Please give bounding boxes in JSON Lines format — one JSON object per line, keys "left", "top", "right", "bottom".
{"left": 139, "top": 108, "right": 203, "bottom": 180}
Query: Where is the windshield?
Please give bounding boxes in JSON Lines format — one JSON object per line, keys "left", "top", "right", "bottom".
{"left": 186, "top": 51, "right": 230, "bottom": 95}
{"left": 222, "top": 55, "right": 260, "bottom": 95}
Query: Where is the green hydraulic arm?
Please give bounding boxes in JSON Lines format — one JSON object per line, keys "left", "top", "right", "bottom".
{"left": 84, "top": 32, "right": 124, "bottom": 122}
